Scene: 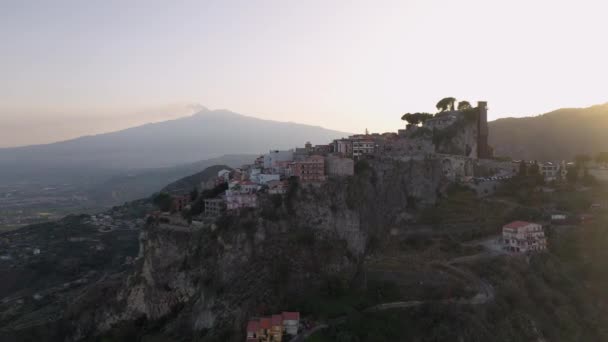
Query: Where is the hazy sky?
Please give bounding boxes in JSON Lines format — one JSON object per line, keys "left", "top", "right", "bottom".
{"left": 2, "top": 0, "right": 607, "bottom": 147}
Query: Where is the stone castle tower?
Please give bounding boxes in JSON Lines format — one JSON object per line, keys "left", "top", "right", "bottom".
{"left": 477, "top": 101, "right": 491, "bottom": 159}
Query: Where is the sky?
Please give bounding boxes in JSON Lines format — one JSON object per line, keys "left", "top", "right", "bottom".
{"left": 1, "top": 0, "right": 607, "bottom": 147}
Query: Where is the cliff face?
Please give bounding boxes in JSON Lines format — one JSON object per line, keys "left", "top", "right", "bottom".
{"left": 432, "top": 113, "right": 479, "bottom": 158}
{"left": 395, "top": 110, "right": 481, "bottom": 159}
{"left": 66, "top": 157, "right": 448, "bottom": 341}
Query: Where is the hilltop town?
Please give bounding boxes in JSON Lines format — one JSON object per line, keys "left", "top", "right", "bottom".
{"left": 3, "top": 98, "right": 608, "bottom": 342}
{"left": 134, "top": 98, "right": 599, "bottom": 341}
{"left": 150, "top": 99, "right": 572, "bottom": 230}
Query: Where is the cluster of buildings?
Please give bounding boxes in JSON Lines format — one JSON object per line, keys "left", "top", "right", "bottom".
{"left": 246, "top": 311, "right": 300, "bottom": 342}
{"left": 200, "top": 135, "right": 391, "bottom": 216}
{"left": 502, "top": 221, "right": 547, "bottom": 253}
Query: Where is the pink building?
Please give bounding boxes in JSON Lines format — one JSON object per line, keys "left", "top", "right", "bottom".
{"left": 225, "top": 191, "right": 257, "bottom": 210}
{"left": 292, "top": 155, "right": 326, "bottom": 182}
{"left": 171, "top": 195, "right": 189, "bottom": 212}
{"left": 502, "top": 221, "right": 547, "bottom": 253}
{"left": 246, "top": 320, "right": 259, "bottom": 340}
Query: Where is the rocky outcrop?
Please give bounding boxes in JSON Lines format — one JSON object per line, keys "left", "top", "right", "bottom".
{"left": 66, "top": 157, "right": 448, "bottom": 341}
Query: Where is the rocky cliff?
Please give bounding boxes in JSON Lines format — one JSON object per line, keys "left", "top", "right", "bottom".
{"left": 64, "top": 157, "right": 448, "bottom": 341}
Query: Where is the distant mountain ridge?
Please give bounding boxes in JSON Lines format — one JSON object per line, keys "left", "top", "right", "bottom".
{"left": 489, "top": 103, "right": 608, "bottom": 161}
{"left": 0, "top": 108, "right": 351, "bottom": 185}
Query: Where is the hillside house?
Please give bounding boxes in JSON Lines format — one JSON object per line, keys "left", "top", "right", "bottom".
{"left": 352, "top": 138, "right": 375, "bottom": 160}
{"left": 502, "top": 221, "right": 547, "bottom": 253}
{"left": 267, "top": 180, "right": 288, "bottom": 195}
{"left": 282, "top": 311, "right": 300, "bottom": 336}
{"left": 333, "top": 138, "right": 353, "bottom": 157}
{"left": 171, "top": 195, "right": 189, "bottom": 213}
{"left": 539, "top": 161, "right": 567, "bottom": 182}
{"left": 246, "top": 320, "right": 259, "bottom": 341}
{"left": 293, "top": 147, "right": 310, "bottom": 161}
{"left": 217, "top": 169, "right": 231, "bottom": 183}
{"left": 259, "top": 317, "right": 271, "bottom": 341}
{"left": 225, "top": 191, "right": 257, "bottom": 210}
{"left": 313, "top": 144, "right": 331, "bottom": 155}
{"left": 273, "top": 160, "right": 293, "bottom": 176}
{"left": 292, "top": 155, "right": 326, "bottom": 182}
{"left": 270, "top": 315, "right": 283, "bottom": 341}
{"left": 263, "top": 150, "right": 294, "bottom": 169}
{"left": 251, "top": 173, "right": 281, "bottom": 185}
{"left": 204, "top": 198, "right": 226, "bottom": 217}
{"left": 550, "top": 214, "right": 567, "bottom": 224}
{"left": 229, "top": 180, "right": 260, "bottom": 193}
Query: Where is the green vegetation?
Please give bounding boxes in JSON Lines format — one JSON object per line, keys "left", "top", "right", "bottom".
{"left": 152, "top": 193, "right": 172, "bottom": 212}
{"left": 418, "top": 184, "right": 510, "bottom": 237}
{"left": 401, "top": 112, "right": 434, "bottom": 126}
{"left": 289, "top": 279, "right": 401, "bottom": 320}
{"left": 436, "top": 97, "right": 457, "bottom": 112}
{"left": 487, "top": 103, "right": 608, "bottom": 161}
{"left": 457, "top": 100, "right": 472, "bottom": 110}
{"left": 189, "top": 182, "right": 228, "bottom": 216}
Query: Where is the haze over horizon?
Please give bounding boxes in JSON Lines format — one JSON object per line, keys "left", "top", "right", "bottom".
{"left": 2, "top": 0, "right": 607, "bottom": 147}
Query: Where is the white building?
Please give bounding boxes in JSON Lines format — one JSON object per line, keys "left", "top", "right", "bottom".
{"left": 228, "top": 180, "right": 260, "bottom": 193}
{"left": 352, "top": 139, "right": 375, "bottom": 160}
{"left": 263, "top": 150, "right": 294, "bottom": 169}
{"left": 551, "top": 214, "right": 567, "bottom": 221}
{"left": 502, "top": 221, "right": 547, "bottom": 253}
{"left": 251, "top": 173, "right": 281, "bottom": 185}
{"left": 282, "top": 312, "right": 300, "bottom": 336}
{"left": 539, "top": 161, "right": 567, "bottom": 182}
{"left": 217, "top": 169, "right": 231, "bottom": 182}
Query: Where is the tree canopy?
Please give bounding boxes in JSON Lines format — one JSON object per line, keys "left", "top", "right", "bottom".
{"left": 436, "top": 97, "right": 457, "bottom": 112}
{"left": 401, "top": 112, "right": 434, "bottom": 126}
{"left": 457, "top": 101, "right": 472, "bottom": 110}
{"left": 152, "top": 192, "right": 172, "bottom": 212}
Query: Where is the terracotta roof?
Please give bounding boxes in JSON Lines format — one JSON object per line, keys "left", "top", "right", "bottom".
{"left": 260, "top": 317, "right": 272, "bottom": 329}
{"left": 271, "top": 314, "right": 283, "bottom": 326}
{"left": 503, "top": 221, "right": 534, "bottom": 229}
{"left": 246, "top": 320, "right": 259, "bottom": 332}
{"left": 282, "top": 312, "right": 300, "bottom": 321}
